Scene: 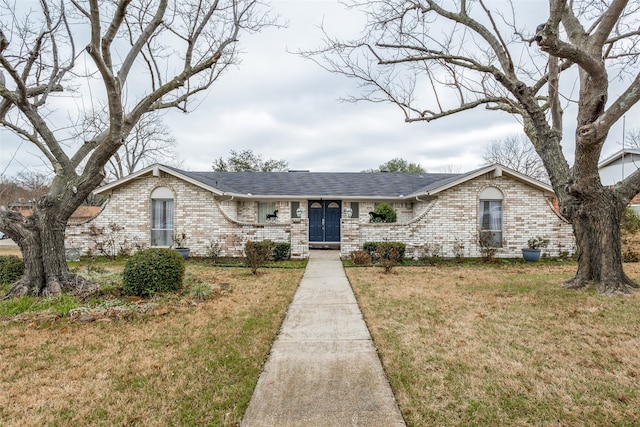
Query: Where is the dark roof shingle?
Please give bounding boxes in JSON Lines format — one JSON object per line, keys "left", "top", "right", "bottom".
{"left": 169, "top": 167, "right": 463, "bottom": 198}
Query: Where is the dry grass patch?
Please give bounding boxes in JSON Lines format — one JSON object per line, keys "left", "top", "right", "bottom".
{"left": 0, "top": 265, "right": 303, "bottom": 426}
{"left": 347, "top": 263, "right": 640, "bottom": 427}
{"left": 0, "top": 244, "right": 21, "bottom": 257}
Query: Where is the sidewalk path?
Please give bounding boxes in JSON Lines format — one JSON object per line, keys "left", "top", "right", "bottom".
{"left": 241, "top": 250, "right": 406, "bottom": 427}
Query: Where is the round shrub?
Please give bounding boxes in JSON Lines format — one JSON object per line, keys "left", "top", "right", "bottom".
{"left": 0, "top": 255, "right": 24, "bottom": 284}
{"left": 622, "top": 206, "right": 640, "bottom": 234}
{"left": 122, "top": 248, "right": 185, "bottom": 297}
{"left": 272, "top": 242, "right": 291, "bottom": 261}
{"left": 371, "top": 203, "right": 397, "bottom": 223}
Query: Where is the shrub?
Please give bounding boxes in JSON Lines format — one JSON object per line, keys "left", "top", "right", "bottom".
{"left": 621, "top": 206, "right": 640, "bottom": 234}
{"left": 363, "top": 242, "right": 406, "bottom": 260}
{"left": 122, "top": 248, "right": 185, "bottom": 297}
{"left": 419, "top": 243, "right": 443, "bottom": 266}
{"left": 623, "top": 247, "right": 640, "bottom": 263}
{"left": 350, "top": 250, "right": 372, "bottom": 266}
{"left": 375, "top": 243, "right": 402, "bottom": 273}
{"left": 369, "top": 202, "right": 397, "bottom": 223}
{"left": 478, "top": 231, "right": 500, "bottom": 262}
{"left": 88, "top": 223, "right": 132, "bottom": 259}
{"left": 245, "top": 240, "right": 274, "bottom": 274}
{"left": 272, "top": 242, "right": 291, "bottom": 261}
{"left": 0, "top": 255, "right": 24, "bottom": 284}
{"left": 527, "top": 237, "right": 549, "bottom": 249}
{"left": 206, "top": 239, "right": 223, "bottom": 263}
{"left": 452, "top": 238, "right": 465, "bottom": 262}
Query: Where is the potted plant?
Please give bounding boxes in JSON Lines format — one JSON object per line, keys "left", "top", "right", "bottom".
{"left": 522, "top": 237, "right": 549, "bottom": 262}
{"left": 172, "top": 231, "right": 190, "bottom": 259}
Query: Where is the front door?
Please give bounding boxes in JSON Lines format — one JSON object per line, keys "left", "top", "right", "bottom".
{"left": 309, "top": 200, "right": 341, "bottom": 242}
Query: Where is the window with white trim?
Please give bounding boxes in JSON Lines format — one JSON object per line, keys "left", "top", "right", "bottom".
{"left": 479, "top": 187, "right": 503, "bottom": 247}
{"left": 150, "top": 187, "right": 174, "bottom": 246}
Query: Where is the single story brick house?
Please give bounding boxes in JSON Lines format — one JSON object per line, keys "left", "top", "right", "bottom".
{"left": 65, "top": 163, "right": 575, "bottom": 259}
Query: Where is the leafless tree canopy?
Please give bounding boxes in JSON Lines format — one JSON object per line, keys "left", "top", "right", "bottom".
{"left": 483, "top": 134, "right": 548, "bottom": 182}
{"left": 0, "top": 0, "right": 272, "bottom": 180}
{"left": 304, "top": 0, "right": 640, "bottom": 294}
{"left": 0, "top": 0, "right": 274, "bottom": 297}
{"left": 77, "top": 109, "right": 180, "bottom": 180}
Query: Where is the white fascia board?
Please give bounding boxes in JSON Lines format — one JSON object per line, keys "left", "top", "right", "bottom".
{"left": 94, "top": 164, "right": 225, "bottom": 196}
{"left": 407, "top": 164, "right": 554, "bottom": 198}
{"left": 598, "top": 149, "right": 640, "bottom": 168}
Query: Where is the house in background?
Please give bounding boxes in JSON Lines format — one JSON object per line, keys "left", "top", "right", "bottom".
{"left": 65, "top": 163, "right": 575, "bottom": 259}
{"left": 599, "top": 149, "right": 640, "bottom": 211}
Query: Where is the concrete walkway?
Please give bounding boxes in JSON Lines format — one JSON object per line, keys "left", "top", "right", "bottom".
{"left": 241, "top": 250, "right": 406, "bottom": 427}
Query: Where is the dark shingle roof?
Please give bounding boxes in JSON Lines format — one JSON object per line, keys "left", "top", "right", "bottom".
{"left": 168, "top": 166, "right": 463, "bottom": 198}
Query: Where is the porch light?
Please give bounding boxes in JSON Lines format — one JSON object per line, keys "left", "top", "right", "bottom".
{"left": 296, "top": 207, "right": 303, "bottom": 218}
{"left": 345, "top": 207, "right": 353, "bottom": 218}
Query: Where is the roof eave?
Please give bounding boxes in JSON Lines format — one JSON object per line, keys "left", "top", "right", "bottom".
{"left": 598, "top": 149, "right": 640, "bottom": 168}
{"left": 409, "top": 164, "right": 554, "bottom": 197}
{"left": 222, "top": 194, "right": 411, "bottom": 201}
{"left": 94, "top": 164, "right": 226, "bottom": 196}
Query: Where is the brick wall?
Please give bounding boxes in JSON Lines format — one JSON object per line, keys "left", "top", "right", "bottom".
{"left": 65, "top": 173, "right": 299, "bottom": 258}
{"left": 66, "top": 171, "right": 574, "bottom": 261}
{"left": 340, "top": 173, "right": 575, "bottom": 259}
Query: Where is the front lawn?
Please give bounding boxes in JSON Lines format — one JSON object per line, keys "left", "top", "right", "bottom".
{"left": 347, "top": 263, "right": 640, "bottom": 427}
{"left": 0, "top": 259, "right": 304, "bottom": 426}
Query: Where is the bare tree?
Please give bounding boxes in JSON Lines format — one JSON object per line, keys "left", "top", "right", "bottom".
{"left": 483, "top": 134, "right": 548, "bottom": 182}
{"left": 440, "top": 164, "right": 463, "bottom": 174}
{"left": 624, "top": 128, "right": 640, "bottom": 149}
{"left": 212, "top": 148, "right": 289, "bottom": 171}
{"left": 0, "top": 175, "right": 23, "bottom": 208}
{"left": 305, "top": 0, "right": 640, "bottom": 294}
{"left": 0, "top": 171, "right": 51, "bottom": 210}
{"left": 15, "top": 171, "right": 52, "bottom": 203}
{"left": 79, "top": 110, "right": 179, "bottom": 180}
{"left": 0, "top": 0, "right": 274, "bottom": 297}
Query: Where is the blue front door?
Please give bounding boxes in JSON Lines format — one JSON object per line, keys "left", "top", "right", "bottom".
{"left": 309, "top": 200, "right": 341, "bottom": 242}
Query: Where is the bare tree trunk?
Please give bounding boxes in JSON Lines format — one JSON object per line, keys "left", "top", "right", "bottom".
{"left": 563, "top": 192, "right": 638, "bottom": 295}
{"left": 3, "top": 208, "right": 97, "bottom": 299}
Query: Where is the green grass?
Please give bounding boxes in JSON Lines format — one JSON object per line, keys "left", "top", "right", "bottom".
{"left": 0, "top": 294, "right": 79, "bottom": 316}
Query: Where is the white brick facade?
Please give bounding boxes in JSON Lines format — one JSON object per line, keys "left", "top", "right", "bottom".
{"left": 340, "top": 172, "right": 574, "bottom": 259}
{"left": 66, "top": 169, "right": 574, "bottom": 260}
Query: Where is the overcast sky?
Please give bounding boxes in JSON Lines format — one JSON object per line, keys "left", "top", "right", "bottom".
{"left": 163, "top": 0, "right": 527, "bottom": 173}
{"left": 0, "top": 0, "right": 637, "bottom": 177}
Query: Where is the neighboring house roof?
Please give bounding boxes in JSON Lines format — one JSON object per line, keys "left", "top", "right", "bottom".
{"left": 68, "top": 206, "right": 102, "bottom": 223}
{"left": 94, "top": 163, "right": 555, "bottom": 200}
{"left": 598, "top": 149, "right": 640, "bottom": 169}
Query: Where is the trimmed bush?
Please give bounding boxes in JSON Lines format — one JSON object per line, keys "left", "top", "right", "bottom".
{"left": 0, "top": 255, "right": 24, "bottom": 284}
{"left": 272, "top": 242, "right": 291, "bottom": 261}
{"left": 122, "top": 248, "right": 185, "bottom": 297}
{"left": 363, "top": 242, "right": 406, "bottom": 260}
{"left": 350, "top": 250, "right": 372, "bottom": 266}
{"left": 245, "top": 240, "right": 274, "bottom": 274}
{"left": 370, "top": 202, "right": 397, "bottom": 223}
{"left": 376, "top": 244, "right": 402, "bottom": 273}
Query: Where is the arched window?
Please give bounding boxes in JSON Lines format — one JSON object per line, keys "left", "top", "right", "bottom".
{"left": 479, "top": 187, "right": 503, "bottom": 247}
{"left": 151, "top": 187, "right": 174, "bottom": 246}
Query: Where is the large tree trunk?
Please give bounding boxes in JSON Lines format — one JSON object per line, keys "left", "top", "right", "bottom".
{"left": 562, "top": 190, "right": 638, "bottom": 295}
{"left": 3, "top": 206, "right": 97, "bottom": 299}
